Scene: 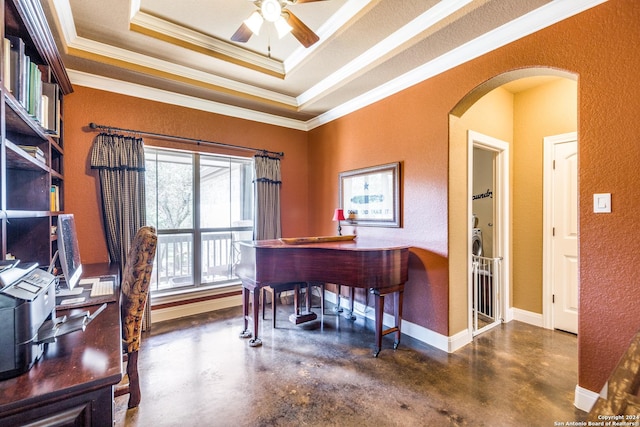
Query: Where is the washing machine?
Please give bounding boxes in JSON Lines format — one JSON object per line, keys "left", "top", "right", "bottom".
{"left": 472, "top": 228, "right": 483, "bottom": 257}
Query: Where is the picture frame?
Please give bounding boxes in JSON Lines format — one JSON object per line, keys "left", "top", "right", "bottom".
{"left": 339, "top": 162, "right": 400, "bottom": 228}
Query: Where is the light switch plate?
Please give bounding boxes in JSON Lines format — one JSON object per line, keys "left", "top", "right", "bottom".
{"left": 593, "top": 193, "right": 611, "bottom": 213}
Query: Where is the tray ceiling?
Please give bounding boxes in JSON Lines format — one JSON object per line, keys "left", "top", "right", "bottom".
{"left": 40, "top": 0, "right": 606, "bottom": 130}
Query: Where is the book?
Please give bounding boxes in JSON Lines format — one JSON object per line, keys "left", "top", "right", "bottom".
{"left": 50, "top": 185, "right": 60, "bottom": 211}
{"left": 17, "top": 145, "right": 46, "bottom": 164}
{"left": 28, "top": 61, "right": 42, "bottom": 119}
{"left": 3, "top": 38, "right": 10, "bottom": 92}
{"left": 17, "top": 145, "right": 44, "bottom": 156}
{"left": 6, "top": 35, "right": 25, "bottom": 104}
{"left": 41, "top": 82, "right": 60, "bottom": 134}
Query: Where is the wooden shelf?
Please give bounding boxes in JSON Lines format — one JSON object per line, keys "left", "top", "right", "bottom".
{"left": 5, "top": 139, "right": 49, "bottom": 172}
{"left": 1, "top": 0, "right": 72, "bottom": 267}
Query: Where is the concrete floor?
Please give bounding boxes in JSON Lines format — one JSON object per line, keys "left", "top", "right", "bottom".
{"left": 115, "top": 301, "right": 587, "bottom": 426}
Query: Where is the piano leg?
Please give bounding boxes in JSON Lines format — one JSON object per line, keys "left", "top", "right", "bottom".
{"left": 393, "top": 290, "right": 404, "bottom": 350}
{"left": 373, "top": 290, "right": 384, "bottom": 357}
{"left": 346, "top": 287, "right": 356, "bottom": 320}
{"left": 334, "top": 284, "right": 343, "bottom": 313}
{"left": 240, "top": 285, "right": 252, "bottom": 339}
{"left": 239, "top": 285, "right": 262, "bottom": 347}
{"left": 334, "top": 285, "right": 356, "bottom": 319}
{"left": 371, "top": 285, "right": 404, "bottom": 357}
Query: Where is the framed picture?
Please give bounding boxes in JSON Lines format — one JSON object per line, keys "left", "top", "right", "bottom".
{"left": 339, "top": 162, "right": 400, "bottom": 227}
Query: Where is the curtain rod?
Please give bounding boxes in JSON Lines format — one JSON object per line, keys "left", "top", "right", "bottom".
{"left": 88, "top": 122, "right": 284, "bottom": 157}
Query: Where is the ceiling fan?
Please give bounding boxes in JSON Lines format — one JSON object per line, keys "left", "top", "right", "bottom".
{"left": 231, "top": 0, "right": 325, "bottom": 48}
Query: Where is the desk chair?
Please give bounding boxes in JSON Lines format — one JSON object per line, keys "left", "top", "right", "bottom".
{"left": 262, "top": 282, "right": 325, "bottom": 327}
{"left": 114, "top": 226, "right": 158, "bottom": 409}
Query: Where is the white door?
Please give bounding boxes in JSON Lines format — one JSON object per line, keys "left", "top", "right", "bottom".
{"left": 550, "top": 136, "right": 578, "bottom": 334}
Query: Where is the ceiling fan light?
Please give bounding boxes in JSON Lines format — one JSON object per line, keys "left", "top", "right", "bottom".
{"left": 274, "top": 16, "right": 292, "bottom": 39}
{"left": 261, "top": 0, "right": 281, "bottom": 23}
{"left": 244, "top": 11, "right": 264, "bottom": 35}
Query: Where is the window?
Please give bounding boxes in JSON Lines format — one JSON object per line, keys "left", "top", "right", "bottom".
{"left": 145, "top": 146, "right": 254, "bottom": 294}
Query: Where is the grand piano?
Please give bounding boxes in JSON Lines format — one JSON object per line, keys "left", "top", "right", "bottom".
{"left": 235, "top": 236, "right": 409, "bottom": 356}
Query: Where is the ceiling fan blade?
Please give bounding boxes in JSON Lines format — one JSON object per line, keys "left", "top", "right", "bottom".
{"left": 292, "top": 0, "right": 328, "bottom": 3}
{"left": 284, "top": 11, "right": 320, "bottom": 48}
{"left": 231, "top": 22, "right": 253, "bottom": 43}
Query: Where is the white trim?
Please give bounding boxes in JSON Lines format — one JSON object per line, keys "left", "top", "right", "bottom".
{"left": 503, "top": 305, "right": 514, "bottom": 323}
{"left": 66, "top": 38, "right": 298, "bottom": 107}
{"left": 325, "top": 290, "right": 470, "bottom": 353}
{"left": 68, "top": 70, "right": 309, "bottom": 131}
{"left": 129, "top": 0, "right": 373, "bottom": 76}
{"left": 50, "top": 0, "right": 606, "bottom": 130}
{"left": 50, "top": 1, "right": 296, "bottom": 106}
{"left": 306, "top": 0, "right": 607, "bottom": 129}
{"left": 283, "top": 0, "right": 372, "bottom": 73}
{"left": 151, "top": 294, "right": 242, "bottom": 324}
{"left": 543, "top": 132, "right": 578, "bottom": 330}
{"left": 130, "top": 10, "right": 285, "bottom": 75}
{"left": 296, "top": 0, "right": 472, "bottom": 107}
{"left": 574, "top": 384, "right": 600, "bottom": 412}
{"left": 512, "top": 307, "right": 544, "bottom": 328}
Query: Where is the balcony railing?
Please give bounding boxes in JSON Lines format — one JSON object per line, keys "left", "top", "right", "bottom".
{"left": 151, "top": 228, "right": 252, "bottom": 292}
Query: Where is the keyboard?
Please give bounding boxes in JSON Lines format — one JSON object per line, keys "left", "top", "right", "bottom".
{"left": 90, "top": 279, "right": 114, "bottom": 297}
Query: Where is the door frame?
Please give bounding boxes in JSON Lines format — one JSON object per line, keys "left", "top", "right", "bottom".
{"left": 467, "top": 130, "right": 511, "bottom": 334}
{"left": 542, "top": 131, "right": 578, "bottom": 330}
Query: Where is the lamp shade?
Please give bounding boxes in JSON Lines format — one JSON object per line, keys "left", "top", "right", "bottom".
{"left": 274, "top": 16, "right": 292, "bottom": 38}
{"left": 332, "top": 208, "right": 345, "bottom": 221}
{"left": 244, "top": 11, "right": 264, "bottom": 35}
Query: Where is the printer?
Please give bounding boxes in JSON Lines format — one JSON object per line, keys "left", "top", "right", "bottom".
{"left": 0, "top": 261, "right": 108, "bottom": 380}
{"left": 0, "top": 262, "right": 57, "bottom": 379}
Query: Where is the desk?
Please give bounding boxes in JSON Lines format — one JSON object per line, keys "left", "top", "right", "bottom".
{"left": 236, "top": 238, "right": 409, "bottom": 356}
{"left": 0, "top": 263, "right": 121, "bottom": 426}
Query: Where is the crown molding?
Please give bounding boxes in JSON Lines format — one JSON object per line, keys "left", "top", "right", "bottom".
{"left": 54, "top": 0, "right": 608, "bottom": 132}
{"left": 282, "top": 0, "right": 372, "bottom": 74}
{"left": 130, "top": 10, "right": 286, "bottom": 77}
{"left": 306, "top": 0, "right": 609, "bottom": 130}
{"left": 49, "top": 0, "right": 296, "bottom": 105}
{"left": 68, "top": 70, "right": 309, "bottom": 131}
{"left": 297, "top": 0, "right": 472, "bottom": 108}
{"left": 66, "top": 36, "right": 298, "bottom": 107}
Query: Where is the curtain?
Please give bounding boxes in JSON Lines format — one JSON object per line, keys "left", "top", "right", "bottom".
{"left": 254, "top": 153, "right": 282, "bottom": 240}
{"left": 90, "top": 132, "right": 151, "bottom": 328}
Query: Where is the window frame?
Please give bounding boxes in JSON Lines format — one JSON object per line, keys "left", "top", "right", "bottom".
{"left": 144, "top": 145, "right": 254, "bottom": 295}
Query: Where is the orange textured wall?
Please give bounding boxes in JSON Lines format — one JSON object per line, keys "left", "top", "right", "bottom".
{"left": 63, "top": 86, "right": 309, "bottom": 263}
{"left": 308, "top": 0, "right": 640, "bottom": 393}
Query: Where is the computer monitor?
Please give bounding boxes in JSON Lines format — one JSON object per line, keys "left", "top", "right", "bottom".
{"left": 57, "top": 214, "right": 83, "bottom": 290}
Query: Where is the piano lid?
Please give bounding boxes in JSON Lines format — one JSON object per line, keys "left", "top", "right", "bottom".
{"left": 240, "top": 236, "right": 409, "bottom": 251}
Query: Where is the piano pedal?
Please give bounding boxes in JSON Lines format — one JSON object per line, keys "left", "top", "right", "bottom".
{"left": 343, "top": 310, "right": 356, "bottom": 321}
{"left": 289, "top": 312, "right": 317, "bottom": 325}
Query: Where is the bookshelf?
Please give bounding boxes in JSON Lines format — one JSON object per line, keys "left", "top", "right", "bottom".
{"left": 1, "top": 0, "right": 72, "bottom": 269}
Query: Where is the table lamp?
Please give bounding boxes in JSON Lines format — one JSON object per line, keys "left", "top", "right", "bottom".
{"left": 333, "top": 208, "right": 345, "bottom": 236}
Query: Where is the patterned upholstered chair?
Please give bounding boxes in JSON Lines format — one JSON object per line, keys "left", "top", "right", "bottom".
{"left": 114, "top": 226, "right": 157, "bottom": 409}
{"left": 588, "top": 329, "right": 640, "bottom": 419}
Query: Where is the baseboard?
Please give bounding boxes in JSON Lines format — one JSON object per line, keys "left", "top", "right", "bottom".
{"left": 574, "top": 384, "right": 600, "bottom": 412}
{"left": 151, "top": 293, "right": 242, "bottom": 323}
{"left": 511, "top": 307, "right": 544, "bottom": 328}
{"left": 326, "top": 290, "right": 470, "bottom": 353}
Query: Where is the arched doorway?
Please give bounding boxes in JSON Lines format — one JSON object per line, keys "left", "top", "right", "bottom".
{"left": 448, "top": 67, "right": 578, "bottom": 341}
